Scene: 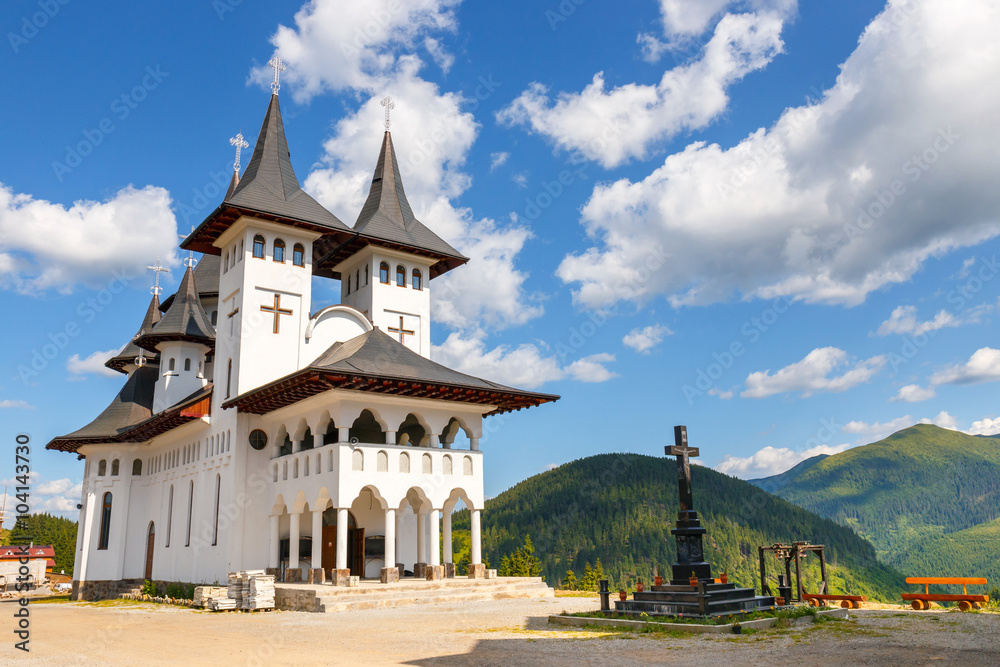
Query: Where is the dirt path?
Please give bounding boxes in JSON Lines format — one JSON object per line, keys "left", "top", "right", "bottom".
{"left": 2, "top": 598, "right": 998, "bottom": 666}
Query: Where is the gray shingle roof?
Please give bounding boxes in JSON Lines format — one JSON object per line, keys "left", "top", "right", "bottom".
{"left": 137, "top": 265, "right": 215, "bottom": 351}
{"left": 226, "top": 94, "right": 350, "bottom": 232}
{"left": 106, "top": 294, "right": 162, "bottom": 373}
{"left": 57, "top": 365, "right": 157, "bottom": 440}
{"left": 354, "top": 131, "right": 466, "bottom": 260}
{"left": 159, "top": 254, "right": 220, "bottom": 312}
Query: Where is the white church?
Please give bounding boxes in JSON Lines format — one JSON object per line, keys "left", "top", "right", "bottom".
{"left": 47, "top": 65, "right": 558, "bottom": 600}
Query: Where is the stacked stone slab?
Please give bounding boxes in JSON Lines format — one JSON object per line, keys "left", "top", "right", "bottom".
{"left": 245, "top": 573, "right": 275, "bottom": 610}
{"left": 194, "top": 586, "right": 228, "bottom": 608}
{"left": 227, "top": 573, "right": 244, "bottom": 609}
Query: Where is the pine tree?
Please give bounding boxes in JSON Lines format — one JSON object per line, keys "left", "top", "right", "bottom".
{"left": 562, "top": 570, "right": 579, "bottom": 590}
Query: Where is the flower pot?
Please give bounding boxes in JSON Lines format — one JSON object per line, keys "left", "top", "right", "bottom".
{"left": 636, "top": 582, "right": 644, "bottom": 592}
{"left": 720, "top": 574, "right": 729, "bottom": 584}
{"left": 654, "top": 576, "right": 663, "bottom": 586}
{"left": 689, "top": 577, "right": 699, "bottom": 587}
{"left": 776, "top": 597, "right": 785, "bottom": 606}
{"left": 619, "top": 591, "right": 628, "bottom": 601}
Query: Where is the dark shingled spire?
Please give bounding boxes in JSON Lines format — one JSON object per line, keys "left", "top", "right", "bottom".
{"left": 136, "top": 265, "right": 215, "bottom": 352}
{"left": 54, "top": 365, "right": 158, "bottom": 441}
{"left": 159, "top": 254, "right": 220, "bottom": 312}
{"left": 225, "top": 94, "right": 349, "bottom": 231}
{"left": 106, "top": 294, "right": 162, "bottom": 374}
{"left": 354, "top": 131, "right": 465, "bottom": 260}
{"left": 225, "top": 169, "right": 239, "bottom": 200}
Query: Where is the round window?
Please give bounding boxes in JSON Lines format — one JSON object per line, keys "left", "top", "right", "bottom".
{"left": 249, "top": 429, "right": 268, "bottom": 451}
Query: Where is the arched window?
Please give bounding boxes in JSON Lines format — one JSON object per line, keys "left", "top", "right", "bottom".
{"left": 443, "top": 455, "right": 453, "bottom": 475}
{"left": 132, "top": 459, "right": 142, "bottom": 476}
{"left": 97, "top": 459, "right": 107, "bottom": 476}
{"left": 365, "top": 265, "right": 369, "bottom": 285}
{"left": 293, "top": 243, "right": 305, "bottom": 267}
{"left": 184, "top": 358, "right": 191, "bottom": 372}
{"left": 239, "top": 239, "right": 244, "bottom": 260}
{"left": 224, "top": 251, "right": 229, "bottom": 273}
{"left": 463, "top": 455, "right": 474, "bottom": 476}
{"left": 346, "top": 274, "right": 351, "bottom": 295}
{"left": 352, "top": 450, "right": 364, "bottom": 471}
{"left": 211, "top": 310, "right": 218, "bottom": 326}
{"left": 396, "top": 265, "right": 405, "bottom": 287}
{"left": 111, "top": 459, "right": 119, "bottom": 476}
{"left": 212, "top": 474, "right": 221, "bottom": 546}
{"left": 253, "top": 234, "right": 265, "bottom": 259}
{"left": 166, "top": 485, "right": 173, "bottom": 547}
{"left": 185, "top": 480, "right": 194, "bottom": 547}
{"left": 399, "top": 452, "right": 410, "bottom": 474}
{"left": 273, "top": 239, "right": 285, "bottom": 263}
{"left": 168, "top": 358, "right": 176, "bottom": 372}
{"left": 412, "top": 269, "right": 422, "bottom": 291}
{"left": 98, "top": 492, "right": 112, "bottom": 550}
{"left": 226, "top": 359, "right": 232, "bottom": 399}
{"left": 422, "top": 453, "right": 433, "bottom": 474}
{"left": 356, "top": 269, "right": 361, "bottom": 290}
{"left": 377, "top": 450, "right": 388, "bottom": 472}
{"left": 379, "top": 262, "right": 389, "bottom": 284}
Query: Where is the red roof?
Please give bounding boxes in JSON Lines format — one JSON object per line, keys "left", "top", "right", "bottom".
{"left": 0, "top": 545, "right": 55, "bottom": 561}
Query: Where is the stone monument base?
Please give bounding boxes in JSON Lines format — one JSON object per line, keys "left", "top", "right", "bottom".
{"left": 444, "top": 563, "right": 456, "bottom": 578}
{"left": 381, "top": 567, "right": 399, "bottom": 584}
{"left": 413, "top": 563, "right": 428, "bottom": 579}
{"left": 308, "top": 568, "right": 325, "bottom": 585}
{"left": 426, "top": 565, "right": 445, "bottom": 581}
{"left": 616, "top": 581, "right": 776, "bottom": 618}
{"left": 331, "top": 569, "right": 351, "bottom": 586}
{"left": 468, "top": 564, "right": 486, "bottom": 579}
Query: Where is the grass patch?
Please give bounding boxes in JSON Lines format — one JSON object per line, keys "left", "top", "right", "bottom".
{"left": 26, "top": 595, "right": 72, "bottom": 604}
{"left": 555, "top": 590, "right": 601, "bottom": 598}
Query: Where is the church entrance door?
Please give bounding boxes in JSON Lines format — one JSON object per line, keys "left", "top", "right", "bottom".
{"left": 144, "top": 522, "right": 155, "bottom": 580}
{"left": 321, "top": 511, "right": 365, "bottom": 576}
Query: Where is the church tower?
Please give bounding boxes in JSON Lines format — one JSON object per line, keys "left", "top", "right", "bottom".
{"left": 334, "top": 98, "right": 468, "bottom": 357}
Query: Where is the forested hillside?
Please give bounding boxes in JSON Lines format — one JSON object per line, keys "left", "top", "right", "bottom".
{"left": 772, "top": 425, "right": 1000, "bottom": 580}
{"left": 3, "top": 513, "right": 78, "bottom": 573}
{"left": 454, "top": 453, "right": 903, "bottom": 599}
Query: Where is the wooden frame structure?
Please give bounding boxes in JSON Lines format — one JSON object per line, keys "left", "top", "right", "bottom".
{"left": 758, "top": 541, "right": 827, "bottom": 602}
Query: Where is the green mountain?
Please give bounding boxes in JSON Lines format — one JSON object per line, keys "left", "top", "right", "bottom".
{"left": 454, "top": 453, "right": 903, "bottom": 600}
{"left": 750, "top": 454, "right": 829, "bottom": 493}
{"left": 770, "top": 424, "right": 1000, "bottom": 581}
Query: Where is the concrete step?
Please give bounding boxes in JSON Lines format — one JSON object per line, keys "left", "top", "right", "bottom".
{"left": 319, "top": 586, "right": 553, "bottom": 613}
{"left": 313, "top": 582, "right": 551, "bottom": 605}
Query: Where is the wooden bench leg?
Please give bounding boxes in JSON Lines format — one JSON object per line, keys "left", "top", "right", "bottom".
{"left": 958, "top": 600, "right": 972, "bottom": 612}
{"left": 972, "top": 602, "right": 983, "bottom": 610}
{"left": 911, "top": 599, "right": 924, "bottom": 611}
{"left": 851, "top": 600, "right": 861, "bottom": 609}
{"left": 841, "top": 600, "right": 851, "bottom": 609}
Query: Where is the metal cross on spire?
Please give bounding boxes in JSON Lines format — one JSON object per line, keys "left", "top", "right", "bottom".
{"left": 268, "top": 55, "right": 286, "bottom": 95}
{"left": 229, "top": 132, "right": 249, "bottom": 172}
{"left": 179, "top": 226, "right": 198, "bottom": 268}
{"left": 381, "top": 95, "right": 395, "bottom": 131}
{"left": 147, "top": 259, "right": 171, "bottom": 296}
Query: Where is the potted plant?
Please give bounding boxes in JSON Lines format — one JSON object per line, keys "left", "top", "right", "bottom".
{"left": 654, "top": 565, "right": 663, "bottom": 586}
{"left": 720, "top": 570, "right": 729, "bottom": 584}
{"left": 689, "top": 571, "right": 698, "bottom": 587}
{"left": 636, "top": 579, "right": 644, "bottom": 593}
{"left": 619, "top": 589, "right": 628, "bottom": 602}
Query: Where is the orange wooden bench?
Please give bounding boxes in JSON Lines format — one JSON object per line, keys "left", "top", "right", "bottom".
{"left": 803, "top": 593, "right": 867, "bottom": 609}
{"left": 902, "top": 577, "right": 989, "bottom": 611}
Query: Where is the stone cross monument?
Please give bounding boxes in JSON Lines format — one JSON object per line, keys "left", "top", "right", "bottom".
{"left": 666, "top": 425, "right": 712, "bottom": 584}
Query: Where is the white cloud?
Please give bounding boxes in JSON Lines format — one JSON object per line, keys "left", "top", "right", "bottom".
{"left": 431, "top": 331, "right": 615, "bottom": 389}
{"left": 715, "top": 442, "right": 850, "bottom": 479}
{"left": 709, "top": 387, "right": 734, "bottom": 399}
{"left": 891, "top": 383, "right": 936, "bottom": 402}
{"left": 67, "top": 349, "right": 122, "bottom": 379}
{"left": 37, "top": 496, "right": 78, "bottom": 513}
{"left": 930, "top": 347, "right": 1000, "bottom": 386}
{"left": 251, "top": 0, "right": 461, "bottom": 103}
{"left": 36, "top": 479, "right": 74, "bottom": 495}
{"left": 0, "top": 184, "right": 178, "bottom": 294}
{"left": 0, "top": 399, "right": 33, "bottom": 409}
{"left": 843, "top": 411, "right": 957, "bottom": 443}
{"left": 423, "top": 36, "right": 454, "bottom": 73}
{"left": 499, "top": 11, "right": 787, "bottom": 168}
{"left": 557, "top": 0, "right": 1000, "bottom": 310}
{"left": 512, "top": 173, "right": 528, "bottom": 188}
{"left": 742, "top": 347, "right": 886, "bottom": 398}
{"left": 875, "top": 306, "right": 958, "bottom": 336}
{"left": 967, "top": 416, "right": 1000, "bottom": 436}
{"left": 622, "top": 323, "right": 673, "bottom": 353}
{"left": 545, "top": 463, "right": 560, "bottom": 471}
{"left": 489, "top": 151, "right": 509, "bottom": 172}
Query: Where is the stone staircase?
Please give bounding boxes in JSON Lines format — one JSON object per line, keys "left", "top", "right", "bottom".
{"left": 276, "top": 577, "right": 554, "bottom": 613}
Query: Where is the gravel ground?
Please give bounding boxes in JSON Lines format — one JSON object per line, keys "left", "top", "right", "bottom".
{"left": 2, "top": 597, "right": 998, "bottom": 666}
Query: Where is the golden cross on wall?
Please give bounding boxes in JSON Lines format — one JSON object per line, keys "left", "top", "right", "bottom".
{"left": 388, "top": 315, "right": 414, "bottom": 344}
{"left": 260, "top": 294, "right": 292, "bottom": 334}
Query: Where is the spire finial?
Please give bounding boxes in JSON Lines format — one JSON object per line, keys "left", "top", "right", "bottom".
{"left": 229, "top": 132, "right": 249, "bottom": 172}
{"left": 381, "top": 95, "right": 395, "bottom": 131}
{"left": 179, "top": 226, "right": 198, "bottom": 268}
{"left": 133, "top": 332, "right": 147, "bottom": 368}
{"left": 147, "top": 258, "right": 170, "bottom": 296}
{"left": 268, "top": 55, "right": 286, "bottom": 95}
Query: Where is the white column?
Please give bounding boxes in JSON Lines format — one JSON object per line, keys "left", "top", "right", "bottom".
{"left": 416, "top": 511, "right": 426, "bottom": 563}
{"left": 269, "top": 514, "right": 280, "bottom": 568}
{"left": 443, "top": 509, "right": 453, "bottom": 564}
{"left": 384, "top": 509, "right": 396, "bottom": 571}
{"left": 385, "top": 431, "right": 397, "bottom": 445}
{"left": 470, "top": 509, "right": 482, "bottom": 565}
{"left": 336, "top": 508, "right": 349, "bottom": 570}
{"left": 338, "top": 427, "right": 350, "bottom": 443}
{"left": 313, "top": 433, "right": 324, "bottom": 449}
{"left": 394, "top": 511, "right": 402, "bottom": 568}
{"left": 428, "top": 434, "right": 440, "bottom": 448}
{"left": 292, "top": 439, "right": 302, "bottom": 453}
{"left": 289, "top": 511, "right": 300, "bottom": 570}
{"left": 429, "top": 509, "right": 441, "bottom": 566}
{"left": 311, "top": 509, "right": 323, "bottom": 569}
{"left": 470, "top": 437, "right": 480, "bottom": 451}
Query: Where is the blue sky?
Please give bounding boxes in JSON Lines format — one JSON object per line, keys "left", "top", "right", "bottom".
{"left": 3, "top": 0, "right": 1000, "bottom": 515}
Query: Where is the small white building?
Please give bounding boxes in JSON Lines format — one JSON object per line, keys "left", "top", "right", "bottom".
{"left": 47, "top": 86, "right": 557, "bottom": 599}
